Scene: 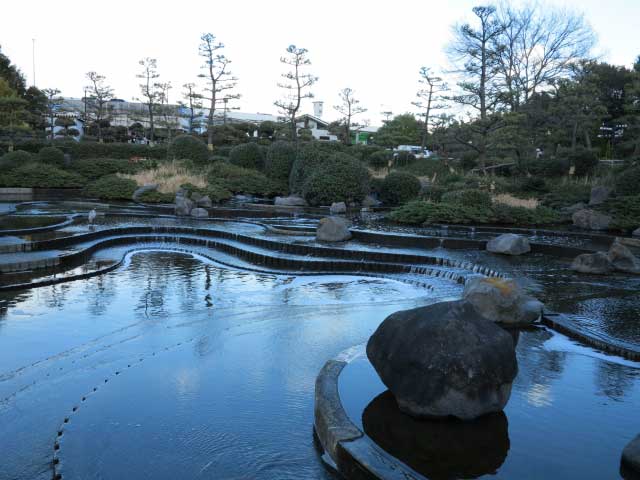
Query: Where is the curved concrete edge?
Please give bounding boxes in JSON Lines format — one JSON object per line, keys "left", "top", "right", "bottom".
{"left": 0, "top": 214, "right": 79, "bottom": 236}
{"left": 314, "top": 352, "right": 427, "bottom": 480}
{"left": 542, "top": 313, "right": 640, "bottom": 361}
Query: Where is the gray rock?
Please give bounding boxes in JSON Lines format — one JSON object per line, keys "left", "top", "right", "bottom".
{"left": 633, "top": 227, "right": 640, "bottom": 238}
{"left": 608, "top": 239, "right": 640, "bottom": 274}
{"left": 622, "top": 434, "right": 640, "bottom": 475}
{"left": 588, "top": 186, "right": 611, "bottom": 206}
{"left": 486, "top": 233, "right": 531, "bottom": 256}
{"left": 196, "top": 195, "right": 212, "bottom": 208}
{"left": 571, "top": 252, "right": 613, "bottom": 274}
{"left": 329, "top": 202, "right": 347, "bottom": 214}
{"left": 572, "top": 209, "right": 612, "bottom": 231}
{"left": 175, "top": 196, "right": 194, "bottom": 216}
{"left": 190, "top": 191, "right": 203, "bottom": 203}
{"left": 190, "top": 207, "right": 209, "bottom": 218}
{"left": 274, "top": 195, "right": 307, "bottom": 207}
{"left": 316, "top": 216, "right": 352, "bottom": 242}
{"left": 366, "top": 300, "right": 518, "bottom": 420}
{"left": 362, "top": 195, "right": 382, "bottom": 208}
{"left": 132, "top": 183, "right": 158, "bottom": 201}
{"left": 462, "top": 277, "right": 543, "bottom": 325}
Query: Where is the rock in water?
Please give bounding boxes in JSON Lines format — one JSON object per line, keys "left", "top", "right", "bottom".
{"left": 274, "top": 195, "right": 307, "bottom": 207}
{"left": 486, "top": 233, "right": 531, "bottom": 256}
{"left": 572, "top": 209, "right": 612, "bottom": 231}
{"left": 622, "top": 434, "right": 640, "bottom": 476}
{"left": 175, "top": 196, "right": 194, "bottom": 216}
{"left": 588, "top": 186, "right": 611, "bottom": 206}
{"left": 196, "top": 195, "right": 212, "bottom": 208}
{"left": 608, "top": 239, "right": 640, "bottom": 274}
{"left": 329, "top": 201, "right": 347, "bottom": 214}
{"left": 366, "top": 300, "right": 518, "bottom": 420}
{"left": 463, "top": 277, "right": 543, "bottom": 324}
{"left": 316, "top": 217, "right": 352, "bottom": 242}
{"left": 571, "top": 252, "right": 613, "bottom": 274}
{"left": 190, "top": 207, "right": 209, "bottom": 218}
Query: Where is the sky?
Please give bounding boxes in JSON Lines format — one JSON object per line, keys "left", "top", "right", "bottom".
{"left": 2, "top": 0, "right": 639, "bottom": 126}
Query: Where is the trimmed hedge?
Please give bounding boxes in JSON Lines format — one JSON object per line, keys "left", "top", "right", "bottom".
{"left": 69, "top": 142, "right": 167, "bottom": 160}
{"left": 71, "top": 158, "right": 149, "bottom": 180}
{"left": 0, "top": 162, "right": 85, "bottom": 188}
{"left": 440, "top": 188, "right": 492, "bottom": 208}
{"left": 302, "top": 153, "right": 370, "bottom": 206}
{"left": 289, "top": 143, "right": 324, "bottom": 193}
{"left": 229, "top": 143, "right": 265, "bottom": 170}
{"left": 208, "top": 162, "right": 284, "bottom": 197}
{"left": 83, "top": 175, "right": 137, "bottom": 200}
{"left": 168, "top": 135, "right": 209, "bottom": 164}
{"left": 368, "top": 150, "right": 392, "bottom": 169}
{"left": 38, "top": 147, "right": 65, "bottom": 166}
{"left": 0, "top": 150, "right": 34, "bottom": 169}
{"left": 379, "top": 172, "right": 421, "bottom": 205}
{"left": 265, "top": 141, "right": 296, "bottom": 183}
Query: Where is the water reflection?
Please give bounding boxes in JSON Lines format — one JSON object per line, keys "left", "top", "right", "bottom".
{"left": 362, "top": 390, "right": 510, "bottom": 479}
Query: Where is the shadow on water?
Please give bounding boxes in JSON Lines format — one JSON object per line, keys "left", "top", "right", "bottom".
{"left": 362, "top": 390, "right": 510, "bottom": 480}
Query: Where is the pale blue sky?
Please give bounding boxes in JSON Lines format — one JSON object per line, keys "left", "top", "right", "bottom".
{"left": 3, "top": 0, "right": 639, "bottom": 125}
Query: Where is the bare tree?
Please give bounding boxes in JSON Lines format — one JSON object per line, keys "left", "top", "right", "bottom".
{"left": 136, "top": 57, "right": 161, "bottom": 145}
{"left": 180, "top": 83, "right": 203, "bottom": 134}
{"left": 156, "top": 82, "right": 179, "bottom": 142}
{"left": 42, "top": 88, "right": 63, "bottom": 143}
{"left": 199, "top": 33, "right": 239, "bottom": 150}
{"left": 85, "top": 71, "right": 114, "bottom": 142}
{"left": 274, "top": 45, "right": 318, "bottom": 142}
{"left": 333, "top": 88, "right": 367, "bottom": 145}
{"left": 412, "top": 67, "right": 448, "bottom": 150}
{"left": 494, "top": 3, "right": 596, "bottom": 110}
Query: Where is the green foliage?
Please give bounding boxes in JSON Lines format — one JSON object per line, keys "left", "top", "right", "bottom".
{"left": 301, "top": 153, "right": 370, "bottom": 206}
{"left": 374, "top": 114, "right": 422, "bottom": 147}
{"left": 615, "top": 166, "right": 640, "bottom": 196}
{"left": 518, "top": 176, "right": 549, "bottom": 193}
{"left": 207, "top": 162, "right": 284, "bottom": 197}
{"left": 562, "top": 147, "right": 599, "bottom": 176}
{"left": 265, "top": 141, "right": 296, "bottom": 183}
{"left": 71, "top": 158, "right": 148, "bottom": 180}
{"left": 542, "top": 183, "right": 590, "bottom": 208}
{"left": 349, "top": 144, "right": 384, "bottom": 163}
{"left": 368, "top": 150, "right": 392, "bottom": 169}
{"left": 379, "top": 172, "right": 421, "bottom": 205}
{"left": 390, "top": 200, "right": 561, "bottom": 226}
{"left": 393, "top": 151, "right": 416, "bottom": 167}
{"left": 68, "top": 142, "right": 167, "bottom": 160}
{"left": 83, "top": 175, "right": 137, "bottom": 200}
{"left": 178, "top": 182, "right": 232, "bottom": 204}
{"left": 229, "top": 142, "right": 265, "bottom": 170}
{"left": 289, "top": 142, "right": 325, "bottom": 193}
{"left": 0, "top": 162, "right": 85, "bottom": 188}
{"left": 600, "top": 195, "right": 640, "bottom": 230}
{"left": 37, "top": 146, "right": 64, "bottom": 166}
{"left": 521, "top": 157, "right": 570, "bottom": 176}
{"left": 136, "top": 189, "right": 174, "bottom": 203}
{"left": 440, "top": 188, "right": 492, "bottom": 207}
{"left": 168, "top": 135, "right": 209, "bottom": 164}
{"left": 0, "top": 149, "right": 33, "bottom": 169}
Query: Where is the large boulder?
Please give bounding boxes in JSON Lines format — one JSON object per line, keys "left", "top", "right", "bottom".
{"left": 175, "top": 196, "right": 194, "bottom": 216}
{"left": 486, "top": 233, "right": 531, "bottom": 256}
{"left": 274, "top": 195, "right": 307, "bottom": 207}
{"left": 633, "top": 228, "right": 640, "bottom": 238}
{"left": 196, "top": 195, "right": 212, "bottom": 208}
{"left": 462, "top": 277, "right": 543, "bottom": 325}
{"left": 588, "top": 186, "right": 611, "bottom": 206}
{"left": 362, "top": 195, "right": 382, "bottom": 208}
{"left": 366, "top": 300, "right": 518, "bottom": 420}
{"left": 571, "top": 252, "right": 613, "bottom": 274}
{"left": 329, "top": 201, "right": 347, "bottom": 214}
{"left": 622, "top": 434, "right": 640, "bottom": 476}
{"left": 608, "top": 239, "right": 640, "bottom": 274}
{"left": 190, "top": 207, "right": 209, "bottom": 218}
{"left": 132, "top": 183, "right": 158, "bottom": 201}
{"left": 572, "top": 209, "right": 612, "bottom": 231}
{"left": 316, "top": 216, "right": 352, "bottom": 242}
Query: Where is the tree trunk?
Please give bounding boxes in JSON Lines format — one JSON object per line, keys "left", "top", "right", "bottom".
{"left": 583, "top": 128, "right": 592, "bottom": 150}
{"left": 571, "top": 121, "right": 578, "bottom": 151}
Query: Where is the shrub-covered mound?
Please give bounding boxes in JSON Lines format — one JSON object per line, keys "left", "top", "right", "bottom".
{"left": 368, "top": 150, "right": 392, "bottom": 169}
{"left": 229, "top": 143, "right": 265, "bottom": 171}
{"left": 379, "top": 172, "right": 421, "bottom": 205}
{"left": 440, "top": 189, "right": 492, "bottom": 208}
{"left": 207, "top": 162, "right": 284, "bottom": 197}
{"left": 0, "top": 162, "right": 85, "bottom": 188}
{"left": 615, "top": 167, "right": 640, "bottom": 197}
{"left": 0, "top": 150, "right": 33, "bottom": 169}
{"left": 265, "top": 141, "right": 296, "bottom": 183}
{"left": 302, "top": 153, "right": 370, "bottom": 206}
{"left": 84, "top": 175, "right": 137, "bottom": 200}
{"left": 599, "top": 195, "right": 640, "bottom": 231}
{"left": 38, "top": 147, "right": 65, "bottom": 166}
{"left": 168, "top": 135, "right": 209, "bottom": 164}
{"left": 289, "top": 143, "right": 324, "bottom": 193}
{"left": 71, "top": 158, "right": 147, "bottom": 180}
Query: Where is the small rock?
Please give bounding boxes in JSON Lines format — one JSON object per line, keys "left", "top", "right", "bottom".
{"left": 329, "top": 202, "right": 347, "bottom": 214}
{"left": 362, "top": 195, "right": 382, "bottom": 208}
{"left": 132, "top": 183, "right": 158, "bottom": 201}
{"left": 486, "top": 233, "right": 531, "bottom": 256}
{"left": 571, "top": 252, "right": 613, "bottom": 274}
{"left": 633, "top": 227, "right": 640, "bottom": 238}
{"left": 608, "top": 239, "right": 640, "bottom": 274}
{"left": 588, "top": 186, "right": 611, "bottom": 206}
{"left": 316, "top": 216, "right": 352, "bottom": 242}
{"left": 622, "top": 434, "right": 640, "bottom": 475}
{"left": 274, "top": 195, "right": 307, "bottom": 207}
{"left": 366, "top": 300, "right": 518, "bottom": 420}
{"left": 462, "top": 277, "right": 543, "bottom": 325}
{"left": 175, "top": 196, "right": 194, "bottom": 216}
{"left": 572, "top": 209, "right": 612, "bottom": 231}
{"left": 196, "top": 195, "right": 212, "bottom": 208}
{"left": 190, "top": 207, "right": 209, "bottom": 218}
